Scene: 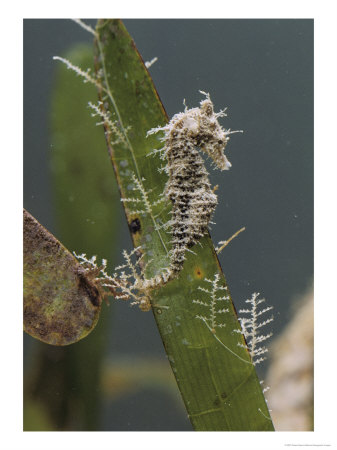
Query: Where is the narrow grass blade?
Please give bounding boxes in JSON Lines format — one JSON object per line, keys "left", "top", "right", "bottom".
{"left": 93, "top": 19, "right": 274, "bottom": 431}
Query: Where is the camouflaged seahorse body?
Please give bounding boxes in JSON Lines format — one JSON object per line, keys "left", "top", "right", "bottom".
{"left": 165, "top": 140, "right": 218, "bottom": 275}
{"left": 143, "top": 92, "right": 236, "bottom": 289}
{"left": 75, "top": 92, "right": 241, "bottom": 310}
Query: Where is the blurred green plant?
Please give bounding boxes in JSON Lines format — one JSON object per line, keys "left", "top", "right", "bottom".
{"left": 24, "top": 43, "right": 122, "bottom": 431}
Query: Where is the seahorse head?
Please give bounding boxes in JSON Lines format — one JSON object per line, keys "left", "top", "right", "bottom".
{"left": 197, "top": 96, "right": 233, "bottom": 171}
{"left": 147, "top": 92, "right": 240, "bottom": 171}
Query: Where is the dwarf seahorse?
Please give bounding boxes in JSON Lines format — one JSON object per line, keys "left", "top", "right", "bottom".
{"left": 138, "top": 91, "right": 241, "bottom": 291}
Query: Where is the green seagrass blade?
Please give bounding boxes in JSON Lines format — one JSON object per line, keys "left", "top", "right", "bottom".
{"left": 92, "top": 19, "right": 274, "bottom": 431}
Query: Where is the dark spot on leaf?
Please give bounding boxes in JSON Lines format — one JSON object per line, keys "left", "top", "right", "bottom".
{"left": 129, "top": 218, "right": 141, "bottom": 233}
{"left": 194, "top": 266, "right": 204, "bottom": 279}
{"left": 213, "top": 396, "right": 221, "bottom": 407}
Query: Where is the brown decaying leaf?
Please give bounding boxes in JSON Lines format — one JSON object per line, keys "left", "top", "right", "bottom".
{"left": 23, "top": 209, "right": 102, "bottom": 345}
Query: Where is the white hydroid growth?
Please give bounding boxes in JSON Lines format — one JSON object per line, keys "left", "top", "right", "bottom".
{"left": 237, "top": 293, "right": 274, "bottom": 365}
{"left": 74, "top": 248, "right": 152, "bottom": 311}
{"left": 145, "top": 57, "right": 158, "bottom": 68}
{"left": 193, "top": 273, "right": 230, "bottom": 333}
{"left": 53, "top": 56, "right": 103, "bottom": 89}
{"left": 71, "top": 19, "right": 97, "bottom": 36}
{"left": 88, "top": 101, "right": 129, "bottom": 147}
{"left": 121, "top": 173, "right": 165, "bottom": 216}
{"left": 193, "top": 281, "right": 273, "bottom": 365}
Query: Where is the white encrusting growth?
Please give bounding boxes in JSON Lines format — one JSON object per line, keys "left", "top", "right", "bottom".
{"left": 53, "top": 56, "right": 102, "bottom": 89}
{"left": 71, "top": 19, "right": 97, "bottom": 36}
{"left": 193, "top": 274, "right": 230, "bottom": 332}
{"left": 236, "top": 293, "right": 274, "bottom": 365}
{"left": 145, "top": 57, "right": 158, "bottom": 68}
{"left": 88, "top": 101, "right": 129, "bottom": 146}
{"left": 193, "top": 280, "right": 273, "bottom": 365}
{"left": 121, "top": 173, "right": 165, "bottom": 216}
{"left": 74, "top": 249, "right": 152, "bottom": 311}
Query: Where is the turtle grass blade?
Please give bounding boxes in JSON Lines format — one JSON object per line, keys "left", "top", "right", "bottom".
{"left": 93, "top": 19, "right": 274, "bottom": 431}
{"left": 23, "top": 208, "right": 102, "bottom": 346}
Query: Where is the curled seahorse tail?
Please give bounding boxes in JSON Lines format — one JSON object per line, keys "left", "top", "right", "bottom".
{"left": 138, "top": 258, "right": 187, "bottom": 292}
